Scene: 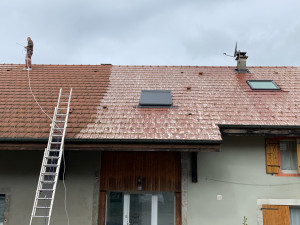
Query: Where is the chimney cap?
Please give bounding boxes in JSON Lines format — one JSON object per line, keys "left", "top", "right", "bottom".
{"left": 235, "top": 51, "right": 248, "bottom": 60}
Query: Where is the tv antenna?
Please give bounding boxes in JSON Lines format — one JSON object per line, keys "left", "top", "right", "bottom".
{"left": 223, "top": 42, "right": 238, "bottom": 58}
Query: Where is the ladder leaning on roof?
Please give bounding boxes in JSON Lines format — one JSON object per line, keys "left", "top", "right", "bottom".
{"left": 29, "top": 88, "right": 72, "bottom": 225}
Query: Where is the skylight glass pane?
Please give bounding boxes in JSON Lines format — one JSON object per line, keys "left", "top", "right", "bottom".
{"left": 139, "top": 90, "right": 172, "bottom": 107}
{"left": 246, "top": 80, "right": 280, "bottom": 90}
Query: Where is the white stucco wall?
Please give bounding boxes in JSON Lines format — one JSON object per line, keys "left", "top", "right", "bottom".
{"left": 2, "top": 137, "right": 300, "bottom": 225}
{"left": 0, "top": 150, "right": 101, "bottom": 225}
{"left": 187, "top": 136, "right": 300, "bottom": 225}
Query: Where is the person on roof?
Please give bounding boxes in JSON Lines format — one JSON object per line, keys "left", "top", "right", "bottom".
{"left": 23, "top": 37, "right": 33, "bottom": 71}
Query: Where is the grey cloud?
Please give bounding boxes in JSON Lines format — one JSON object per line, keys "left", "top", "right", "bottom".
{"left": 1, "top": 0, "right": 300, "bottom": 66}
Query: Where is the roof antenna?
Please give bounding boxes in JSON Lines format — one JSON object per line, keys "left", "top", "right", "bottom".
{"left": 223, "top": 42, "right": 237, "bottom": 57}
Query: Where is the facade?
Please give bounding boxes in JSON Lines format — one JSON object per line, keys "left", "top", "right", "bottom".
{"left": 0, "top": 63, "right": 300, "bottom": 225}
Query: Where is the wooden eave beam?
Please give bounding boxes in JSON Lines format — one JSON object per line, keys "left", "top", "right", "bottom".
{"left": 0, "top": 142, "right": 220, "bottom": 152}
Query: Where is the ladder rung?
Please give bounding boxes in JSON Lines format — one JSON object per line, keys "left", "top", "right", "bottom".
{"left": 32, "top": 215, "right": 50, "bottom": 218}
{"left": 35, "top": 206, "right": 51, "bottom": 209}
{"left": 56, "top": 114, "right": 67, "bottom": 116}
{"left": 38, "top": 197, "right": 53, "bottom": 200}
{"left": 38, "top": 189, "right": 54, "bottom": 192}
{"left": 45, "top": 156, "right": 60, "bottom": 159}
{"left": 51, "top": 142, "right": 61, "bottom": 144}
{"left": 41, "top": 172, "right": 57, "bottom": 175}
{"left": 42, "top": 180, "right": 55, "bottom": 183}
{"left": 44, "top": 164, "right": 58, "bottom": 167}
{"left": 53, "top": 120, "right": 65, "bottom": 123}
{"left": 52, "top": 135, "right": 63, "bottom": 138}
{"left": 40, "top": 180, "right": 55, "bottom": 183}
{"left": 47, "top": 149, "right": 60, "bottom": 152}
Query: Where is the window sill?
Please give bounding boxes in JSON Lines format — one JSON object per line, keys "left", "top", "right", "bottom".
{"left": 275, "top": 172, "right": 300, "bottom": 177}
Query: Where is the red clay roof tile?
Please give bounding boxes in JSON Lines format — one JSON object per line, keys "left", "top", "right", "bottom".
{"left": 0, "top": 64, "right": 300, "bottom": 141}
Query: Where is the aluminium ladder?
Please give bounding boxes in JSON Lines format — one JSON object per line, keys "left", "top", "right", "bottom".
{"left": 29, "top": 88, "right": 72, "bottom": 225}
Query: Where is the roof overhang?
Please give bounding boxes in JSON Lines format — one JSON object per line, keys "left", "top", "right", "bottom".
{"left": 219, "top": 124, "right": 300, "bottom": 137}
{"left": 0, "top": 138, "right": 221, "bottom": 152}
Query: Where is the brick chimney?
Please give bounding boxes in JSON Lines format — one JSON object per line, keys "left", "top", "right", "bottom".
{"left": 235, "top": 51, "right": 248, "bottom": 73}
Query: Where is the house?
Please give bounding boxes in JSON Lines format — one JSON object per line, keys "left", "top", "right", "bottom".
{"left": 0, "top": 58, "right": 300, "bottom": 225}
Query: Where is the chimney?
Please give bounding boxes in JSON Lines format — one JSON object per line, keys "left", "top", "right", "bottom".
{"left": 235, "top": 51, "right": 248, "bottom": 73}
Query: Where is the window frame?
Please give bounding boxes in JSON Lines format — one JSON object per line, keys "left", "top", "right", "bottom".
{"left": 105, "top": 191, "right": 176, "bottom": 225}
{"left": 279, "top": 140, "right": 298, "bottom": 174}
{"left": 137, "top": 90, "right": 174, "bottom": 108}
{"left": 265, "top": 138, "right": 300, "bottom": 176}
{"left": 247, "top": 80, "right": 280, "bottom": 90}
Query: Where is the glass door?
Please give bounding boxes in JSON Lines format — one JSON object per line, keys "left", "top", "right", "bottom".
{"left": 106, "top": 192, "right": 174, "bottom": 225}
{"left": 124, "top": 194, "right": 152, "bottom": 225}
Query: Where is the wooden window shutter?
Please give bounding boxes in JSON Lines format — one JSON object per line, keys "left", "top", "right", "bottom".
{"left": 262, "top": 205, "right": 289, "bottom": 225}
{"left": 297, "top": 139, "right": 300, "bottom": 174}
{"left": 265, "top": 139, "right": 280, "bottom": 174}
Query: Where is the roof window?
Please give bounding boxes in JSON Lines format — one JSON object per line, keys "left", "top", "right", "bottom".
{"left": 138, "top": 90, "right": 173, "bottom": 108}
{"left": 246, "top": 80, "right": 280, "bottom": 90}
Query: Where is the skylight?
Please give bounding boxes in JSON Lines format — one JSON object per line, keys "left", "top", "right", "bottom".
{"left": 139, "top": 90, "right": 172, "bottom": 107}
{"left": 246, "top": 80, "right": 280, "bottom": 90}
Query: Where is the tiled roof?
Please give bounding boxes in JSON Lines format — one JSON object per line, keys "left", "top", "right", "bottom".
{"left": 0, "top": 64, "right": 111, "bottom": 139}
{"left": 0, "top": 64, "right": 300, "bottom": 141}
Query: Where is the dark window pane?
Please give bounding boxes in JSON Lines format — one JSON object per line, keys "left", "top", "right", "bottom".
{"left": 139, "top": 90, "right": 172, "bottom": 107}
{"left": 158, "top": 193, "right": 174, "bottom": 225}
{"left": 106, "top": 192, "right": 123, "bottom": 225}
{"left": 0, "top": 195, "right": 5, "bottom": 225}
{"left": 129, "top": 194, "right": 151, "bottom": 225}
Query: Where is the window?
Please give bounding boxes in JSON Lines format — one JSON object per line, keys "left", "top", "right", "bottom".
{"left": 106, "top": 192, "right": 175, "bottom": 225}
{"left": 247, "top": 80, "right": 280, "bottom": 90}
{"left": 280, "top": 140, "right": 298, "bottom": 173}
{"left": 138, "top": 90, "right": 173, "bottom": 108}
{"left": 265, "top": 139, "right": 300, "bottom": 175}
{"left": 0, "top": 195, "right": 5, "bottom": 225}
{"left": 290, "top": 207, "right": 300, "bottom": 225}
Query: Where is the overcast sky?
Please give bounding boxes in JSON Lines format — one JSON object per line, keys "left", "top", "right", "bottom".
{"left": 1, "top": 0, "right": 300, "bottom": 66}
